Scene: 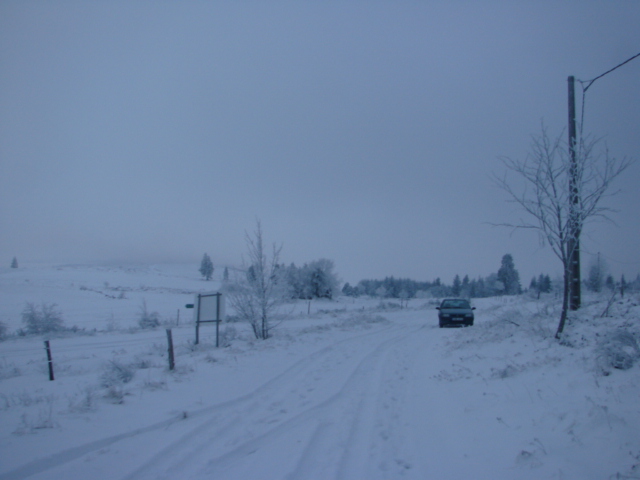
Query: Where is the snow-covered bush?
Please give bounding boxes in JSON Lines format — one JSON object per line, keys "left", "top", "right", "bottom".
{"left": 137, "top": 300, "right": 160, "bottom": 329}
{"left": 21, "top": 302, "right": 65, "bottom": 334}
{"left": 67, "top": 387, "right": 97, "bottom": 413}
{"left": 100, "top": 359, "right": 135, "bottom": 403}
{"left": 219, "top": 325, "right": 238, "bottom": 347}
{"left": 595, "top": 330, "right": 640, "bottom": 376}
{"left": 13, "top": 395, "right": 57, "bottom": 434}
{"left": 101, "top": 360, "right": 135, "bottom": 387}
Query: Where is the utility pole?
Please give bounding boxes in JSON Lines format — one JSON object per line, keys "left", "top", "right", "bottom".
{"left": 565, "top": 53, "right": 640, "bottom": 309}
{"left": 567, "top": 75, "right": 581, "bottom": 310}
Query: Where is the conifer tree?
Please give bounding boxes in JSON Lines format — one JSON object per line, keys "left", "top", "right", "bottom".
{"left": 497, "top": 254, "right": 521, "bottom": 295}
{"left": 199, "top": 253, "right": 214, "bottom": 281}
{"left": 452, "top": 275, "right": 461, "bottom": 297}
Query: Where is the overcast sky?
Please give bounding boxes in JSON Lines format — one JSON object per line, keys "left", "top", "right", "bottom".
{"left": 1, "top": 1, "right": 639, "bottom": 285}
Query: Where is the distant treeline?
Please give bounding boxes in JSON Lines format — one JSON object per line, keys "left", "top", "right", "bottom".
{"left": 342, "top": 274, "right": 524, "bottom": 299}
{"left": 342, "top": 254, "right": 553, "bottom": 300}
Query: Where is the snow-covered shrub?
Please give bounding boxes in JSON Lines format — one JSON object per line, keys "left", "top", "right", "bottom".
{"left": 21, "top": 302, "right": 65, "bottom": 334}
{"left": 103, "top": 387, "right": 126, "bottom": 404}
{"left": 130, "top": 356, "right": 156, "bottom": 369}
{"left": 100, "top": 360, "right": 135, "bottom": 388}
{"left": 142, "top": 379, "right": 167, "bottom": 391}
{"left": 12, "top": 395, "right": 57, "bottom": 434}
{"left": 137, "top": 300, "right": 160, "bottom": 329}
{"left": 100, "top": 360, "right": 135, "bottom": 403}
{"left": 67, "top": 387, "right": 97, "bottom": 413}
{"left": 595, "top": 330, "right": 640, "bottom": 376}
{"left": 204, "top": 353, "right": 217, "bottom": 363}
{"left": 219, "top": 325, "right": 238, "bottom": 347}
{"left": 376, "top": 301, "right": 401, "bottom": 311}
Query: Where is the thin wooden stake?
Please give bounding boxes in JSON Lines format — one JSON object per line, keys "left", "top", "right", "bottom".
{"left": 44, "top": 340, "right": 54, "bottom": 381}
{"left": 166, "top": 329, "right": 175, "bottom": 370}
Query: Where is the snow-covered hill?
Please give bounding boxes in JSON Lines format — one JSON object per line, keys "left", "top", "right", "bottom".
{"left": 1, "top": 264, "right": 639, "bottom": 479}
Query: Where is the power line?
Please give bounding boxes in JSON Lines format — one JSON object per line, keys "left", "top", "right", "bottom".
{"left": 579, "top": 52, "right": 640, "bottom": 93}
{"left": 577, "top": 52, "right": 640, "bottom": 136}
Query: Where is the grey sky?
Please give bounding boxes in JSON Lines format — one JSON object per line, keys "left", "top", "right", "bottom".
{"left": 1, "top": 2, "right": 639, "bottom": 285}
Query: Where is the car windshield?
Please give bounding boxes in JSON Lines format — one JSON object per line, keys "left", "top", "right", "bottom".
{"left": 441, "top": 300, "right": 470, "bottom": 309}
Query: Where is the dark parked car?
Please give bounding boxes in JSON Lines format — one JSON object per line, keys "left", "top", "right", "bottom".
{"left": 436, "top": 298, "right": 475, "bottom": 327}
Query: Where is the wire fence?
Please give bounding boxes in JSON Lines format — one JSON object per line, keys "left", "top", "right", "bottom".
{"left": 0, "top": 323, "right": 225, "bottom": 381}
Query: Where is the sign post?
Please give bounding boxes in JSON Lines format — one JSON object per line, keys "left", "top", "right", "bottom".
{"left": 191, "top": 292, "right": 225, "bottom": 346}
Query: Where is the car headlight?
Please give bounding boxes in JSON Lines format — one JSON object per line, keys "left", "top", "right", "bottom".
{"left": 441, "top": 313, "right": 450, "bottom": 317}
{"left": 465, "top": 314, "right": 473, "bottom": 318}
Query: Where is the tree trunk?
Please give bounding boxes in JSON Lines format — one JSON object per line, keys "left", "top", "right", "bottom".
{"left": 555, "top": 263, "right": 570, "bottom": 339}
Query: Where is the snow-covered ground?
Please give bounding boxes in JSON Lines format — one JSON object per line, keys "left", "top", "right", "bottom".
{"left": 1, "top": 264, "right": 639, "bottom": 479}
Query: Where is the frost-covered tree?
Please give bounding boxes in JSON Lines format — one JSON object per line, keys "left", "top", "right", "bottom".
{"left": 605, "top": 274, "right": 615, "bottom": 292}
{"left": 456, "top": 275, "right": 471, "bottom": 298}
{"left": 497, "top": 254, "right": 521, "bottom": 295}
{"left": 495, "top": 126, "right": 631, "bottom": 337}
{"left": 199, "top": 253, "right": 214, "bottom": 281}
{"left": 452, "top": 275, "right": 461, "bottom": 297}
{"left": 285, "top": 260, "right": 340, "bottom": 300}
{"left": 137, "top": 299, "right": 160, "bottom": 329}
{"left": 225, "top": 221, "right": 286, "bottom": 340}
{"left": 539, "top": 274, "right": 552, "bottom": 293}
{"left": 307, "top": 259, "right": 340, "bottom": 299}
{"left": 468, "top": 279, "right": 478, "bottom": 298}
{"left": 284, "top": 263, "right": 310, "bottom": 299}
{"left": 586, "top": 255, "right": 607, "bottom": 293}
{"left": 11, "top": 257, "right": 18, "bottom": 268}
{"left": 342, "top": 282, "right": 356, "bottom": 297}
{"left": 223, "top": 266, "right": 229, "bottom": 283}
{"left": 530, "top": 273, "right": 551, "bottom": 298}
{"left": 22, "top": 302, "right": 64, "bottom": 334}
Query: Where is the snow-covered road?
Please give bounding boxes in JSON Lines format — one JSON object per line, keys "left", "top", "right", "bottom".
{"left": 3, "top": 298, "right": 640, "bottom": 480}
{"left": 4, "top": 318, "right": 438, "bottom": 479}
{"left": 126, "top": 321, "right": 424, "bottom": 480}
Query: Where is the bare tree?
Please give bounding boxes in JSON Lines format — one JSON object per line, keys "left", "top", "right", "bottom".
{"left": 495, "top": 126, "right": 631, "bottom": 338}
{"left": 225, "top": 220, "right": 286, "bottom": 339}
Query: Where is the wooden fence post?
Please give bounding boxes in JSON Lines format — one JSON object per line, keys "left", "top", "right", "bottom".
{"left": 195, "top": 294, "right": 201, "bottom": 345}
{"left": 166, "top": 329, "right": 175, "bottom": 370}
{"left": 44, "top": 340, "right": 54, "bottom": 381}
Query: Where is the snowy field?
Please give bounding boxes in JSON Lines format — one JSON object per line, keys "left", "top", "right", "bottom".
{"left": 1, "top": 264, "right": 639, "bottom": 479}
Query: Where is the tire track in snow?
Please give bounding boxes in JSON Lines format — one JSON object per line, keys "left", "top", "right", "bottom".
{"left": 0, "top": 322, "right": 407, "bottom": 480}
{"left": 189, "top": 323, "right": 430, "bottom": 480}
{"left": 125, "top": 322, "right": 422, "bottom": 480}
